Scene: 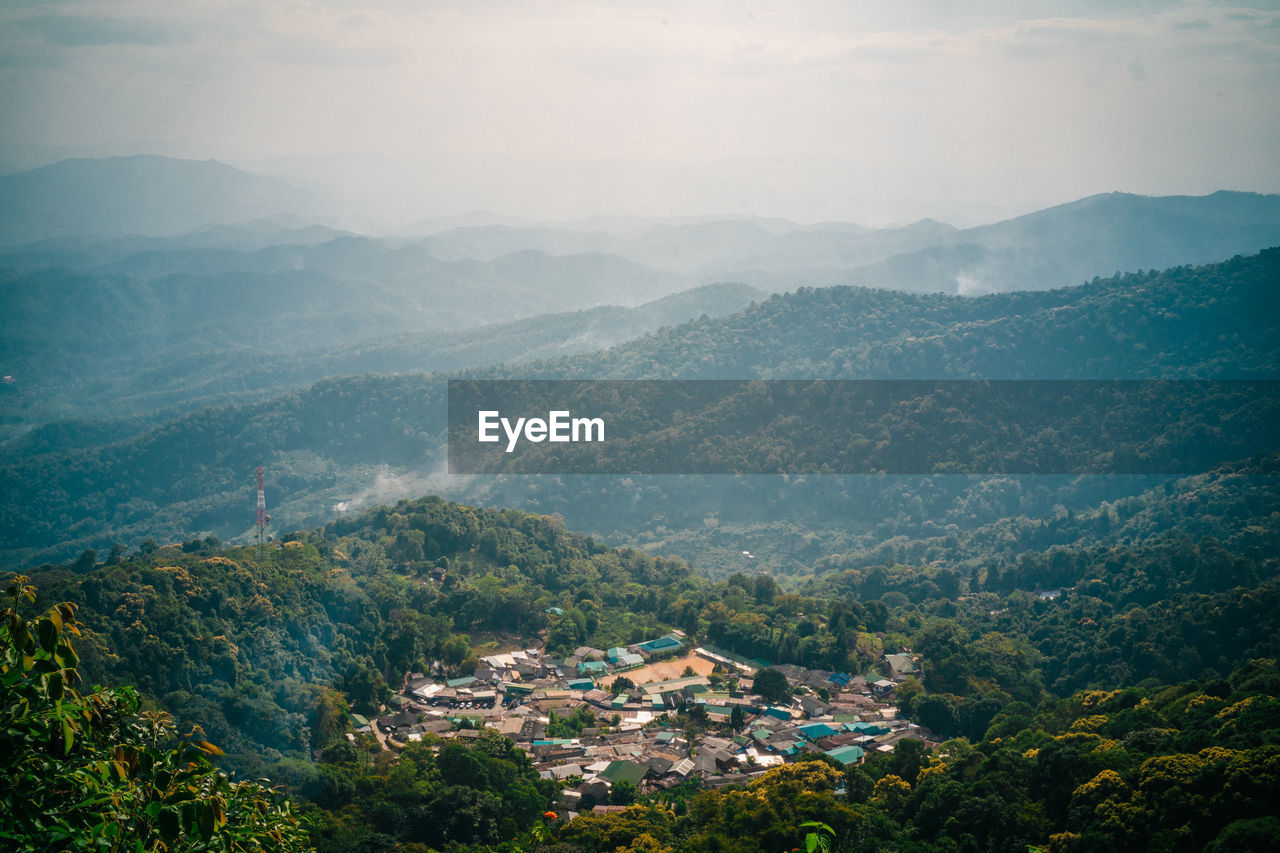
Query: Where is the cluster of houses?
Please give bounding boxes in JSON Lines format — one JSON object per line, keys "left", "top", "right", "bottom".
{"left": 356, "top": 637, "right": 931, "bottom": 818}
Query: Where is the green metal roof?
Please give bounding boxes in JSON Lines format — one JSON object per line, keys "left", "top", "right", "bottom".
{"left": 600, "top": 760, "right": 648, "bottom": 787}
{"left": 824, "top": 745, "right": 866, "bottom": 765}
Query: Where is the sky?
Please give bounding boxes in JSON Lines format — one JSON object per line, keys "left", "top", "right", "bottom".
{"left": 1, "top": 0, "right": 1278, "bottom": 227}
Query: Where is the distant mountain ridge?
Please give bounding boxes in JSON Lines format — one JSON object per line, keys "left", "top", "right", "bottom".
{"left": 5, "top": 156, "right": 1279, "bottom": 297}
{"left": 0, "top": 281, "right": 762, "bottom": 430}
{"left": 417, "top": 190, "right": 1280, "bottom": 293}
{"left": 0, "top": 155, "right": 332, "bottom": 245}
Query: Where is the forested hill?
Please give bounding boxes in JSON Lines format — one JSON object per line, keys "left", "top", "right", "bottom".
{"left": 21, "top": 498, "right": 695, "bottom": 766}
{"left": 0, "top": 156, "right": 328, "bottom": 245}
{"left": 12, "top": 474, "right": 1280, "bottom": 851}
{"left": 2, "top": 249, "right": 1278, "bottom": 567}
{"left": 0, "top": 280, "right": 761, "bottom": 429}
{"left": 0, "top": 239, "right": 689, "bottom": 425}
{"left": 545, "top": 247, "right": 1280, "bottom": 380}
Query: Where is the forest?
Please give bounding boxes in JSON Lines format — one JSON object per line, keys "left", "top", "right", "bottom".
{"left": 2, "top": 249, "right": 1278, "bottom": 571}
{"left": 2, "top": 228, "right": 1277, "bottom": 850}
{"left": 6, "top": 472, "right": 1278, "bottom": 850}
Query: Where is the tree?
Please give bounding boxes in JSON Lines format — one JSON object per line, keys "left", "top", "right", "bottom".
{"left": 754, "top": 668, "right": 792, "bottom": 705}
{"left": 0, "top": 575, "right": 308, "bottom": 851}
{"left": 611, "top": 779, "right": 639, "bottom": 806}
{"left": 730, "top": 705, "right": 746, "bottom": 732}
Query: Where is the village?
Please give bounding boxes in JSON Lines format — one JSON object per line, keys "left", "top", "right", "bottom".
{"left": 354, "top": 630, "right": 933, "bottom": 818}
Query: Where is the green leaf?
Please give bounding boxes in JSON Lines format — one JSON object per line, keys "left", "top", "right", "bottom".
{"left": 158, "top": 808, "right": 180, "bottom": 842}
{"left": 37, "top": 618, "right": 58, "bottom": 654}
{"left": 196, "top": 801, "right": 215, "bottom": 840}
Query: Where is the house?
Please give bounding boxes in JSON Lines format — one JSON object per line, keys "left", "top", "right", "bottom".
{"left": 592, "top": 805, "right": 630, "bottom": 814}
{"left": 824, "top": 745, "right": 866, "bottom": 766}
{"left": 670, "top": 758, "right": 696, "bottom": 777}
{"left": 646, "top": 756, "right": 674, "bottom": 776}
{"left": 634, "top": 635, "right": 682, "bottom": 655}
{"left": 797, "top": 722, "right": 839, "bottom": 741}
{"left": 883, "top": 654, "right": 919, "bottom": 680}
{"left": 642, "top": 675, "right": 710, "bottom": 700}
{"left": 599, "top": 760, "right": 648, "bottom": 787}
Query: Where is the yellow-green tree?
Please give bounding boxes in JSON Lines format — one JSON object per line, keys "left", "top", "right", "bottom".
{"left": 0, "top": 575, "right": 309, "bottom": 851}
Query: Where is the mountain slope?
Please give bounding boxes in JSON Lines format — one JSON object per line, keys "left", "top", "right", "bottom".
{"left": 2, "top": 250, "right": 1277, "bottom": 567}
{"left": 839, "top": 190, "right": 1280, "bottom": 294}
{"left": 0, "top": 155, "right": 330, "bottom": 245}
{"left": 415, "top": 191, "right": 1280, "bottom": 294}
{"left": 0, "top": 282, "right": 761, "bottom": 438}
{"left": 0, "top": 241, "right": 695, "bottom": 434}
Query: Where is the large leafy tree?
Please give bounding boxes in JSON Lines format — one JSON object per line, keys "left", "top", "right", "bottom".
{"left": 0, "top": 575, "right": 309, "bottom": 851}
{"left": 752, "top": 668, "right": 792, "bottom": 705}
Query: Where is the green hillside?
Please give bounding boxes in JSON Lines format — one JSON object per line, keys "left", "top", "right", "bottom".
{"left": 12, "top": 466, "right": 1279, "bottom": 850}
{"left": 3, "top": 249, "right": 1277, "bottom": 568}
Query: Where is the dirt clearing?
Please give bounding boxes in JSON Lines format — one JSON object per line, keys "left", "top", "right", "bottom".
{"left": 598, "top": 651, "right": 717, "bottom": 687}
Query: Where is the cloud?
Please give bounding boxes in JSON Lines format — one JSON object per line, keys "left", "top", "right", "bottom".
{"left": 20, "top": 13, "right": 194, "bottom": 47}
{"left": 954, "top": 272, "right": 993, "bottom": 297}
{"left": 1, "top": 1, "right": 1277, "bottom": 222}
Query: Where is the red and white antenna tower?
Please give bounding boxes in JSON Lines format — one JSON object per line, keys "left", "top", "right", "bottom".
{"left": 256, "top": 466, "right": 269, "bottom": 549}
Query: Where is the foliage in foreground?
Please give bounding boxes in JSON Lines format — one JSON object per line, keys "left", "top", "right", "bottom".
{"left": 0, "top": 575, "right": 309, "bottom": 851}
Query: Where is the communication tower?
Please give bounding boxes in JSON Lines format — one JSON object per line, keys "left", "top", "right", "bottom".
{"left": 256, "top": 466, "right": 270, "bottom": 550}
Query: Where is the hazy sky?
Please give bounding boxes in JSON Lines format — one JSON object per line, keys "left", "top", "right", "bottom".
{"left": 2, "top": 0, "right": 1278, "bottom": 225}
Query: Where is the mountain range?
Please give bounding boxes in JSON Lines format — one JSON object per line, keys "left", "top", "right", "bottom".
{"left": 4, "top": 157, "right": 1280, "bottom": 440}
{"left": 3, "top": 248, "right": 1276, "bottom": 569}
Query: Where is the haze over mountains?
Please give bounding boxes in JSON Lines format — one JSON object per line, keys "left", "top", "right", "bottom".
{"left": 4, "top": 157, "right": 1280, "bottom": 435}
{"left": 2, "top": 154, "right": 1279, "bottom": 573}
{"left": 0, "top": 155, "right": 331, "bottom": 245}
{"left": 3, "top": 247, "right": 1277, "bottom": 570}
{"left": 4, "top": 158, "right": 1280, "bottom": 292}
